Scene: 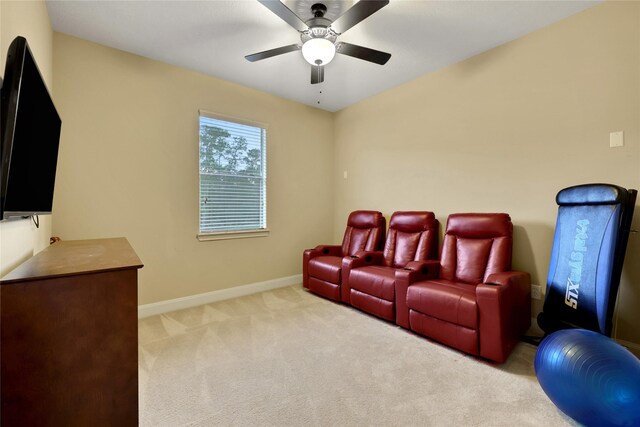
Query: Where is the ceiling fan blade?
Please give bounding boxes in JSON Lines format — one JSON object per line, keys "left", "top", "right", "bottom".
{"left": 258, "top": 0, "right": 308, "bottom": 32}
{"left": 311, "top": 65, "right": 324, "bottom": 84}
{"left": 245, "top": 44, "right": 301, "bottom": 62}
{"left": 330, "top": 0, "right": 389, "bottom": 35}
{"left": 336, "top": 42, "right": 391, "bottom": 65}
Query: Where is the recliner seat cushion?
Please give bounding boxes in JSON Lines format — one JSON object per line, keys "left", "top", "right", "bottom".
{"left": 385, "top": 230, "right": 424, "bottom": 268}
{"left": 383, "top": 211, "right": 437, "bottom": 267}
{"left": 440, "top": 213, "right": 512, "bottom": 284}
{"left": 453, "top": 238, "right": 493, "bottom": 284}
{"left": 407, "top": 280, "right": 478, "bottom": 329}
{"left": 308, "top": 256, "right": 342, "bottom": 284}
{"left": 349, "top": 266, "right": 396, "bottom": 301}
{"left": 341, "top": 211, "right": 385, "bottom": 256}
{"left": 343, "top": 228, "right": 373, "bottom": 256}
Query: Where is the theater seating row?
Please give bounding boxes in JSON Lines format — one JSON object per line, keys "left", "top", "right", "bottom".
{"left": 302, "top": 210, "right": 531, "bottom": 363}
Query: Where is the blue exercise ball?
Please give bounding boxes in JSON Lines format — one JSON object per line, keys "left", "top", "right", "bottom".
{"left": 535, "top": 329, "right": 640, "bottom": 426}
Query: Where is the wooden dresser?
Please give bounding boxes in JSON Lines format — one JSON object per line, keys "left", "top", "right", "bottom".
{"left": 0, "top": 238, "right": 143, "bottom": 426}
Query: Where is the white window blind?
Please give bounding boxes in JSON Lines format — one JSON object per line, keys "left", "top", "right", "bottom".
{"left": 198, "top": 113, "right": 266, "bottom": 236}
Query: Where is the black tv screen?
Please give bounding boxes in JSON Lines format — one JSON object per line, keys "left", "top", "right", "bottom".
{"left": 1, "top": 36, "right": 62, "bottom": 220}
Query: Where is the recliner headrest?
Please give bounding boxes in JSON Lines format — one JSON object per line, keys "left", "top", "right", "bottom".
{"left": 556, "top": 183, "right": 628, "bottom": 206}
{"left": 347, "top": 210, "right": 384, "bottom": 229}
{"left": 389, "top": 211, "right": 436, "bottom": 233}
{"left": 445, "top": 213, "right": 512, "bottom": 238}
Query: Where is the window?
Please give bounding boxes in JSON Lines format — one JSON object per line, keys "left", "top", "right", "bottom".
{"left": 198, "top": 111, "right": 267, "bottom": 240}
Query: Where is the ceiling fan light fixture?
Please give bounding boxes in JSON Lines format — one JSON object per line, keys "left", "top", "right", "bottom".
{"left": 302, "top": 38, "right": 335, "bottom": 66}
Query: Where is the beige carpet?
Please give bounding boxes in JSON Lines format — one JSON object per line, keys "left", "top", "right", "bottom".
{"left": 139, "top": 284, "right": 576, "bottom": 426}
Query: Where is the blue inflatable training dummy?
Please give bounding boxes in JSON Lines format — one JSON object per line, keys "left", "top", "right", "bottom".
{"left": 535, "top": 329, "right": 640, "bottom": 426}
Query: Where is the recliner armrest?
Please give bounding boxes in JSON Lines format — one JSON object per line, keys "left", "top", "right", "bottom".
{"left": 485, "top": 271, "right": 530, "bottom": 289}
{"left": 345, "top": 250, "right": 385, "bottom": 268}
{"left": 302, "top": 245, "right": 342, "bottom": 288}
{"left": 476, "top": 271, "right": 531, "bottom": 363}
{"left": 394, "top": 260, "right": 440, "bottom": 329}
{"left": 314, "top": 245, "right": 343, "bottom": 257}
{"left": 402, "top": 260, "right": 440, "bottom": 280}
{"left": 340, "top": 251, "right": 384, "bottom": 303}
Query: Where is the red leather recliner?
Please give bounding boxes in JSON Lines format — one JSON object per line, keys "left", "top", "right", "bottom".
{"left": 343, "top": 211, "right": 439, "bottom": 321}
{"left": 303, "top": 210, "right": 386, "bottom": 303}
{"left": 395, "top": 213, "right": 531, "bottom": 363}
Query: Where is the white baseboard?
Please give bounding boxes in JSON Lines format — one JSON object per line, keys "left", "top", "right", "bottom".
{"left": 527, "top": 316, "right": 640, "bottom": 356}
{"left": 527, "top": 317, "right": 543, "bottom": 336}
{"left": 138, "top": 274, "right": 302, "bottom": 318}
{"left": 615, "top": 338, "right": 640, "bottom": 357}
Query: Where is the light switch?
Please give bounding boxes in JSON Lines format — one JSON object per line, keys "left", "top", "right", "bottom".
{"left": 343, "top": 171, "right": 348, "bottom": 179}
{"left": 610, "top": 131, "right": 624, "bottom": 148}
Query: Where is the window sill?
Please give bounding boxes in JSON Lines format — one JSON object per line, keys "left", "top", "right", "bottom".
{"left": 197, "top": 229, "right": 270, "bottom": 242}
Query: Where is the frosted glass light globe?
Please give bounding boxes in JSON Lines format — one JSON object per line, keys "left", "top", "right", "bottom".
{"left": 302, "top": 38, "right": 336, "bottom": 66}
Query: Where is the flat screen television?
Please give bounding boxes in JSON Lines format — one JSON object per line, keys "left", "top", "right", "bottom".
{"left": 0, "top": 36, "right": 62, "bottom": 220}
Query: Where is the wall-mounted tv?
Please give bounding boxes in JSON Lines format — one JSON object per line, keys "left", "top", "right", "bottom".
{"left": 1, "top": 36, "right": 62, "bottom": 220}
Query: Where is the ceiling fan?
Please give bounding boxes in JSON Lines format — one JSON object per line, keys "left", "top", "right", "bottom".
{"left": 245, "top": 0, "right": 391, "bottom": 84}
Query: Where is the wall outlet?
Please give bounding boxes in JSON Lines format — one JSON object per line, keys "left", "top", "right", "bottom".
{"left": 531, "top": 284, "right": 542, "bottom": 300}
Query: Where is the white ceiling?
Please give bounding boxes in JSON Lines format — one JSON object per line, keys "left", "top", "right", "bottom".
{"left": 46, "top": 0, "right": 600, "bottom": 112}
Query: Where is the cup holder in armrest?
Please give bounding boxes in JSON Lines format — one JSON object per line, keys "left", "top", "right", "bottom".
{"left": 350, "top": 255, "right": 358, "bottom": 259}
{"left": 322, "top": 248, "right": 330, "bottom": 254}
{"left": 484, "top": 282, "right": 500, "bottom": 286}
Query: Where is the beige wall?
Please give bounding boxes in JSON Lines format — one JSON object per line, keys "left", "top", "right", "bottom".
{"left": 0, "top": 1, "right": 54, "bottom": 277}
{"left": 6, "top": 1, "right": 638, "bottom": 347}
{"left": 334, "top": 2, "right": 640, "bottom": 346}
{"left": 52, "top": 34, "right": 334, "bottom": 304}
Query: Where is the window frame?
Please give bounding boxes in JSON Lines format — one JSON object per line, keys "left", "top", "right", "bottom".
{"left": 197, "top": 110, "right": 268, "bottom": 241}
